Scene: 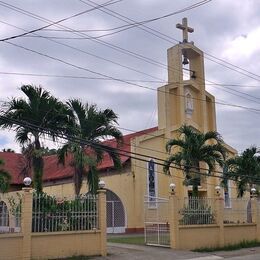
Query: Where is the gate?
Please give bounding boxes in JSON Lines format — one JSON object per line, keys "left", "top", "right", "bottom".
{"left": 144, "top": 196, "right": 170, "bottom": 247}
{"left": 106, "top": 190, "right": 126, "bottom": 233}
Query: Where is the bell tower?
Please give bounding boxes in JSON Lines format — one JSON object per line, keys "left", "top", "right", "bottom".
{"left": 158, "top": 18, "right": 216, "bottom": 133}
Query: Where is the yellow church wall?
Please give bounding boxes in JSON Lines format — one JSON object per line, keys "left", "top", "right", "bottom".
{"left": 100, "top": 171, "right": 136, "bottom": 230}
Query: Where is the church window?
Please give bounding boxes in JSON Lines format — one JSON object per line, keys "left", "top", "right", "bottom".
{"left": 147, "top": 159, "right": 157, "bottom": 208}
{"left": 224, "top": 181, "right": 231, "bottom": 208}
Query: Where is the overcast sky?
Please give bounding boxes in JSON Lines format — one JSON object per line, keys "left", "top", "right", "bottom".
{"left": 0, "top": 0, "right": 259, "bottom": 153}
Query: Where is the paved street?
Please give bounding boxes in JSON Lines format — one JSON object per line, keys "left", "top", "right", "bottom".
{"left": 91, "top": 243, "right": 260, "bottom": 260}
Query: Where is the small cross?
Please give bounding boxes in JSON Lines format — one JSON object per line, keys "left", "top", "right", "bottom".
{"left": 176, "top": 17, "right": 194, "bottom": 43}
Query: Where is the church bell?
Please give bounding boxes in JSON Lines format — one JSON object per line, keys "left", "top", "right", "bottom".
{"left": 182, "top": 55, "right": 189, "bottom": 65}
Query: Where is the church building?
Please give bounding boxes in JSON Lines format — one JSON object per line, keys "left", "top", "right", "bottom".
{"left": 0, "top": 18, "right": 237, "bottom": 233}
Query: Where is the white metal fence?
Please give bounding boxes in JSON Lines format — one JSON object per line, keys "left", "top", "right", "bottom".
{"left": 144, "top": 196, "right": 170, "bottom": 247}
{"left": 179, "top": 197, "right": 216, "bottom": 225}
{"left": 223, "top": 198, "right": 253, "bottom": 224}
{"left": 32, "top": 193, "right": 98, "bottom": 232}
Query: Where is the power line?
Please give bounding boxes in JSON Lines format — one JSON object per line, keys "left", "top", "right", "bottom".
{"left": 81, "top": 0, "right": 260, "bottom": 83}
{"left": 1, "top": 2, "right": 260, "bottom": 109}
{"left": 0, "top": 20, "right": 165, "bottom": 82}
{"left": 0, "top": 0, "right": 121, "bottom": 42}
{"left": 3, "top": 40, "right": 260, "bottom": 114}
{"left": 22, "top": 0, "right": 212, "bottom": 41}
{"left": 1, "top": 114, "right": 260, "bottom": 184}
{"left": 1, "top": 2, "right": 260, "bottom": 105}
{"left": 0, "top": 71, "right": 167, "bottom": 83}
{"left": 1, "top": 71, "right": 260, "bottom": 88}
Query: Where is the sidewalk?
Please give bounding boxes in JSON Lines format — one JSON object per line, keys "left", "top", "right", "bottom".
{"left": 91, "top": 243, "right": 260, "bottom": 260}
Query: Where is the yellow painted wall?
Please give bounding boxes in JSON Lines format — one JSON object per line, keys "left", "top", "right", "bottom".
{"left": 179, "top": 225, "right": 220, "bottom": 249}
{"left": 0, "top": 234, "right": 23, "bottom": 259}
{"left": 31, "top": 231, "right": 102, "bottom": 259}
{"left": 224, "top": 224, "right": 257, "bottom": 244}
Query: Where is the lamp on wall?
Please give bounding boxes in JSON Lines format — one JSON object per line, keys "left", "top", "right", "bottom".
{"left": 251, "top": 187, "right": 256, "bottom": 195}
{"left": 98, "top": 180, "right": 105, "bottom": 189}
{"left": 215, "top": 185, "right": 221, "bottom": 196}
{"left": 23, "top": 177, "right": 32, "bottom": 187}
{"left": 169, "top": 183, "right": 176, "bottom": 195}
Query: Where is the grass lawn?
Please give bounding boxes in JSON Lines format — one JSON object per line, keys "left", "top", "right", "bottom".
{"left": 107, "top": 235, "right": 145, "bottom": 245}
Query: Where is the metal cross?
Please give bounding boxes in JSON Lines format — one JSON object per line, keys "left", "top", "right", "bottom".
{"left": 176, "top": 17, "right": 194, "bottom": 43}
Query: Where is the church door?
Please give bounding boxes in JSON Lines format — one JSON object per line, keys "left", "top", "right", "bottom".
{"left": 106, "top": 190, "right": 126, "bottom": 233}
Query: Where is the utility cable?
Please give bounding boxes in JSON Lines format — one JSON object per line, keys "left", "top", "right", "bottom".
{"left": 3, "top": 40, "right": 260, "bottom": 115}
{"left": 81, "top": 0, "right": 260, "bottom": 83}
{"left": 1, "top": 114, "right": 260, "bottom": 183}
{"left": 0, "top": 0, "right": 121, "bottom": 42}
{"left": 1, "top": 1, "right": 260, "bottom": 104}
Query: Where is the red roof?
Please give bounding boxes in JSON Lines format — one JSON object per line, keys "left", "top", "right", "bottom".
{"left": 0, "top": 127, "right": 157, "bottom": 185}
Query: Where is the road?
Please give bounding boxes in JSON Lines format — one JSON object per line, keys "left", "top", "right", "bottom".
{"left": 91, "top": 243, "right": 260, "bottom": 260}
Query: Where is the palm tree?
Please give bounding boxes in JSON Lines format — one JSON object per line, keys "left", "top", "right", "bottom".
{"left": 0, "top": 85, "right": 69, "bottom": 193}
{"left": 58, "top": 99, "right": 122, "bottom": 195}
{"left": 0, "top": 159, "right": 11, "bottom": 193}
{"left": 222, "top": 146, "right": 260, "bottom": 197}
{"left": 164, "top": 125, "right": 226, "bottom": 196}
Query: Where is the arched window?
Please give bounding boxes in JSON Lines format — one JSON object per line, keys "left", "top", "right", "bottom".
{"left": 147, "top": 159, "right": 157, "bottom": 207}
{"left": 0, "top": 201, "right": 9, "bottom": 227}
{"left": 106, "top": 190, "right": 126, "bottom": 233}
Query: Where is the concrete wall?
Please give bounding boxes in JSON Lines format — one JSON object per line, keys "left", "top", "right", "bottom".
{"left": 0, "top": 188, "right": 107, "bottom": 259}
{"left": 169, "top": 194, "right": 260, "bottom": 250}
{"left": 178, "top": 224, "right": 259, "bottom": 250}
{"left": 31, "top": 231, "right": 102, "bottom": 259}
{"left": 179, "top": 225, "right": 220, "bottom": 249}
{"left": 0, "top": 234, "right": 23, "bottom": 259}
{"left": 224, "top": 224, "right": 257, "bottom": 244}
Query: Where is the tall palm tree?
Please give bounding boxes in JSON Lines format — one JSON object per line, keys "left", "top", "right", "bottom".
{"left": 0, "top": 159, "right": 11, "bottom": 193}
{"left": 222, "top": 146, "right": 260, "bottom": 197}
{"left": 164, "top": 125, "right": 226, "bottom": 196}
{"left": 0, "top": 85, "right": 69, "bottom": 193}
{"left": 58, "top": 99, "right": 122, "bottom": 195}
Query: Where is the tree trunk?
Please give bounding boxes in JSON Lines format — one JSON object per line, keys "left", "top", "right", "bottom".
{"left": 33, "top": 136, "right": 44, "bottom": 193}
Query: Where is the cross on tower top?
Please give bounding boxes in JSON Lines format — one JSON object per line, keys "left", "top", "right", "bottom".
{"left": 176, "top": 17, "right": 194, "bottom": 43}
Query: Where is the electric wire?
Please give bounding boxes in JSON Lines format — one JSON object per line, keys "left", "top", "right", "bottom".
{"left": 5, "top": 40, "right": 260, "bottom": 114}
{"left": 22, "top": 0, "right": 212, "bottom": 41}
{"left": 0, "top": 0, "right": 121, "bottom": 42}
{"left": 1, "top": 114, "right": 260, "bottom": 183}
{"left": 81, "top": 0, "right": 260, "bottom": 82}
{"left": 1, "top": 1, "right": 260, "bottom": 104}
{"left": 2, "top": 20, "right": 260, "bottom": 106}
{"left": 1, "top": 71, "right": 260, "bottom": 88}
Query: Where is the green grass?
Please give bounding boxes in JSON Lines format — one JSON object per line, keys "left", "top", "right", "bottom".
{"left": 193, "top": 239, "right": 260, "bottom": 252}
{"left": 108, "top": 236, "right": 145, "bottom": 245}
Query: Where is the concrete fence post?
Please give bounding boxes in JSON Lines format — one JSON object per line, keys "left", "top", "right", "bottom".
{"left": 21, "top": 187, "right": 33, "bottom": 260}
{"left": 251, "top": 196, "right": 260, "bottom": 240}
{"left": 97, "top": 189, "right": 107, "bottom": 256}
{"left": 169, "top": 192, "right": 179, "bottom": 249}
{"left": 215, "top": 192, "right": 224, "bottom": 247}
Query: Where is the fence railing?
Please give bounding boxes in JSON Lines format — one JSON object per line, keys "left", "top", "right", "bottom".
{"left": 224, "top": 198, "right": 253, "bottom": 224}
{"left": 144, "top": 196, "right": 169, "bottom": 223}
{"left": 179, "top": 197, "right": 216, "bottom": 225}
{"left": 0, "top": 193, "right": 21, "bottom": 233}
{"left": 32, "top": 193, "right": 98, "bottom": 232}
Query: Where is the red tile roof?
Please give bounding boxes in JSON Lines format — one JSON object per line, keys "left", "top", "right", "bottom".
{"left": 0, "top": 127, "right": 157, "bottom": 185}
